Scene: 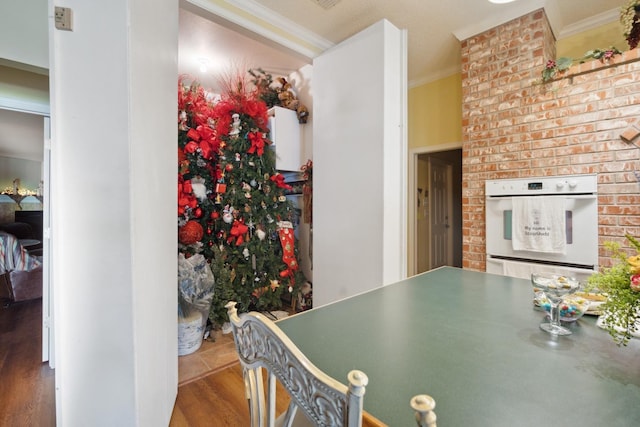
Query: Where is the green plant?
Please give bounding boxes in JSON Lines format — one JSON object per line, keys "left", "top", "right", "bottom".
{"left": 585, "top": 234, "right": 640, "bottom": 346}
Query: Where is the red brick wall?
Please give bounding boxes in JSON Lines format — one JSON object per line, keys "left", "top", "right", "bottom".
{"left": 461, "top": 9, "right": 640, "bottom": 271}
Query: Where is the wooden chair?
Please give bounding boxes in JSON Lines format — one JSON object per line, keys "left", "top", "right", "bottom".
{"left": 225, "top": 301, "right": 368, "bottom": 426}
{"left": 410, "top": 394, "right": 437, "bottom": 427}
{"left": 226, "top": 301, "right": 438, "bottom": 427}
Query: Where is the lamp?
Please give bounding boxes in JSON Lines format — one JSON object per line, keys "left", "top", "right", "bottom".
{"left": 489, "top": 0, "right": 517, "bottom": 3}
{"left": 198, "top": 57, "right": 210, "bottom": 73}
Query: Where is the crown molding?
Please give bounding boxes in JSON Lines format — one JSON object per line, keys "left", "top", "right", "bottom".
{"left": 183, "top": 0, "right": 333, "bottom": 59}
{"left": 0, "top": 59, "right": 49, "bottom": 76}
{"left": 409, "top": 64, "right": 460, "bottom": 88}
{"left": 453, "top": 0, "right": 547, "bottom": 41}
{"left": 0, "top": 96, "right": 49, "bottom": 116}
{"left": 453, "top": 0, "right": 619, "bottom": 42}
{"left": 557, "top": 8, "right": 619, "bottom": 39}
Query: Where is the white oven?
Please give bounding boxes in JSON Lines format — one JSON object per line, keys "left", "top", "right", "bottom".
{"left": 485, "top": 174, "right": 598, "bottom": 282}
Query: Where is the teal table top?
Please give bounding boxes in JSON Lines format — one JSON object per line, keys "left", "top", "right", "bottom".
{"left": 277, "top": 267, "right": 640, "bottom": 426}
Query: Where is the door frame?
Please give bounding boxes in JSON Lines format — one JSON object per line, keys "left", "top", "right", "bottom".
{"left": 408, "top": 142, "right": 461, "bottom": 276}
{"left": 0, "top": 99, "right": 52, "bottom": 363}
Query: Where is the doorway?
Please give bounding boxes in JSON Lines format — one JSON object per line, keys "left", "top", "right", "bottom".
{"left": 411, "top": 147, "right": 462, "bottom": 275}
{"left": 0, "top": 105, "right": 51, "bottom": 363}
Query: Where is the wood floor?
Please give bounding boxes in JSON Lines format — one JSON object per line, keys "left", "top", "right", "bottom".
{"left": 171, "top": 363, "right": 284, "bottom": 426}
{"left": 170, "top": 363, "right": 386, "bottom": 427}
{"left": 0, "top": 299, "right": 55, "bottom": 427}
{"left": 1, "top": 300, "right": 386, "bottom": 426}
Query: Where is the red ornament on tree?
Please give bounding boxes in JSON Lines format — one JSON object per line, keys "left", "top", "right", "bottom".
{"left": 179, "top": 220, "right": 204, "bottom": 245}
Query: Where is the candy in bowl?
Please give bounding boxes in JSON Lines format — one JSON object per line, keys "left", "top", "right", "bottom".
{"left": 534, "top": 292, "right": 589, "bottom": 322}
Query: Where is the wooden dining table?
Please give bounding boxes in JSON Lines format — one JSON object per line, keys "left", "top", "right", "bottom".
{"left": 276, "top": 267, "right": 640, "bottom": 426}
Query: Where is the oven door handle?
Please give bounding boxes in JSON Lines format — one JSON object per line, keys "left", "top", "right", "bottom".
{"left": 486, "top": 195, "right": 597, "bottom": 200}
{"left": 565, "top": 195, "right": 597, "bottom": 200}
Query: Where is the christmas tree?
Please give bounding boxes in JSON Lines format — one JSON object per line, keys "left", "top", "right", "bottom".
{"left": 177, "top": 75, "right": 305, "bottom": 328}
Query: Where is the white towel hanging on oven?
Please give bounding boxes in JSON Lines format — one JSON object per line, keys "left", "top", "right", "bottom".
{"left": 511, "top": 196, "right": 566, "bottom": 254}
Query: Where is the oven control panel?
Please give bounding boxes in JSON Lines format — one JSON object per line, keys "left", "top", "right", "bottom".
{"left": 528, "top": 182, "right": 543, "bottom": 190}
{"left": 485, "top": 174, "right": 597, "bottom": 196}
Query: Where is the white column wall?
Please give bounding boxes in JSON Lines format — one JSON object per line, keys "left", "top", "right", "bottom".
{"left": 129, "top": 0, "right": 179, "bottom": 424}
{"left": 312, "top": 20, "right": 407, "bottom": 307}
{"left": 49, "top": 0, "right": 178, "bottom": 425}
{"left": 382, "top": 24, "right": 408, "bottom": 285}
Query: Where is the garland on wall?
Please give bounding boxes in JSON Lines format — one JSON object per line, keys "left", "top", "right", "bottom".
{"left": 540, "top": 47, "right": 622, "bottom": 83}
{"left": 539, "top": 1, "right": 640, "bottom": 83}
{"left": 249, "top": 68, "right": 309, "bottom": 124}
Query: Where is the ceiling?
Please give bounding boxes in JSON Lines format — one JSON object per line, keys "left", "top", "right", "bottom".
{"left": 180, "top": 0, "right": 623, "bottom": 91}
{"left": 0, "top": 0, "right": 626, "bottom": 163}
{"left": 178, "top": 6, "right": 311, "bottom": 92}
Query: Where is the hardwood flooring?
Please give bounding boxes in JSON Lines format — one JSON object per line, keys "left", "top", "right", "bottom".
{"left": 171, "top": 363, "right": 273, "bottom": 426}
{"left": 1, "top": 301, "right": 386, "bottom": 426}
{"left": 170, "top": 363, "right": 386, "bottom": 427}
{"left": 0, "top": 299, "right": 55, "bottom": 427}
{"left": 178, "top": 329, "right": 239, "bottom": 386}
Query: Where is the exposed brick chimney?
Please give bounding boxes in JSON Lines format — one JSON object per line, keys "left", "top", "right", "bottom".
{"left": 460, "top": 9, "right": 640, "bottom": 271}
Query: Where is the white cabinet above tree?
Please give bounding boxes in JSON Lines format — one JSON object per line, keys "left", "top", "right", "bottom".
{"left": 268, "top": 106, "right": 301, "bottom": 172}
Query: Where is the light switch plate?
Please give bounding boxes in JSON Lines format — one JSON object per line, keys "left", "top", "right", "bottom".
{"left": 54, "top": 6, "right": 73, "bottom": 31}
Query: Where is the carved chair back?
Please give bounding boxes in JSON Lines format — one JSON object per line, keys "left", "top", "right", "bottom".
{"left": 225, "top": 301, "right": 368, "bottom": 427}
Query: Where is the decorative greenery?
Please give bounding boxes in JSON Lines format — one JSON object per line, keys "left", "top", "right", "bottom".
{"left": 301, "top": 159, "right": 313, "bottom": 224}
{"left": 540, "top": 47, "right": 622, "bottom": 83}
{"left": 248, "top": 68, "right": 280, "bottom": 109}
{"left": 621, "top": 0, "right": 640, "bottom": 49}
{"left": 585, "top": 234, "right": 640, "bottom": 346}
{"left": 177, "top": 72, "right": 306, "bottom": 328}
{"left": 248, "top": 68, "right": 309, "bottom": 124}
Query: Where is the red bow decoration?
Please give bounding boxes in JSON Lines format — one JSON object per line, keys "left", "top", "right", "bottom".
{"left": 184, "top": 141, "right": 198, "bottom": 154}
{"left": 178, "top": 78, "right": 213, "bottom": 127}
{"left": 185, "top": 125, "right": 218, "bottom": 160}
{"left": 242, "top": 100, "right": 269, "bottom": 129}
{"left": 270, "top": 173, "right": 293, "bottom": 190}
{"left": 178, "top": 177, "right": 198, "bottom": 216}
{"left": 228, "top": 220, "right": 249, "bottom": 246}
{"left": 247, "top": 132, "right": 266, "bottom": 156}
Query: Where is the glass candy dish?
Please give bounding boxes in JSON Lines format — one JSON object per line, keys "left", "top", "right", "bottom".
{"left": 531, "top": 273, "right": 581, "bottom": 335}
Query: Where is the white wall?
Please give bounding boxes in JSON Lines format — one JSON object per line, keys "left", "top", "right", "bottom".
{"left": 0, "top": 0, "right": 49, "bottom": 203}
{"left": 0, "top": 0, "right": 49, "bottom": 69}
{"left": 289, "top": 64, "right": 313, "bottom": 163}
{"left": 0, "top": 156, "right": 42, "bottom": 192}
{"left": 312, "top": 20, "right": 407, "bottom": 307}
{"left": 49, "top": 0, "right": 178, "bottom": 425}
{"left": 288, "top": 64, "right": 313, "bottom": 282}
